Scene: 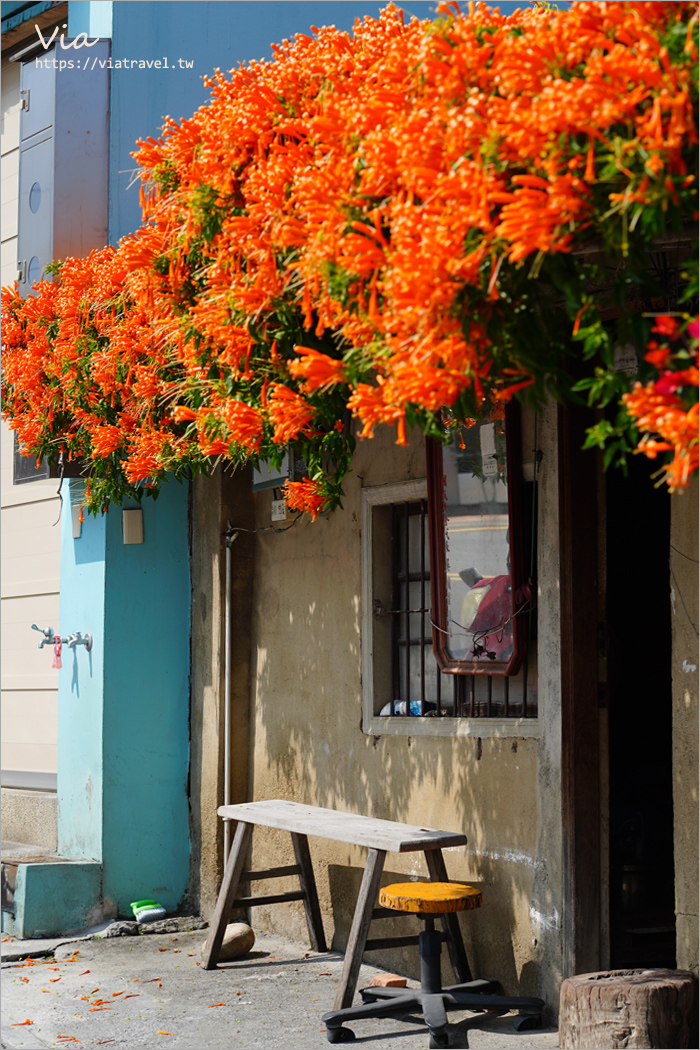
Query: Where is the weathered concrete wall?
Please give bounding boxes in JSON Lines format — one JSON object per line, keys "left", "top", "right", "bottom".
{"left": 242, "top": 415, "right": 563, "bottom": 1009}
{"left": 189, "top": 467, "right": 255, "bottom": 917}
{"left": 670, "top": 476, "right": 699, "bottom": 975}
{"left": 0, "top": 788, "right": 57, "bottom": 852}
{"left": 3, "top": 860, "right": 101, "bottom": 939}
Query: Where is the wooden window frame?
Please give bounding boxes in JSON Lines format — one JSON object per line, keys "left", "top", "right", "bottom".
{"left": 426, "top": 402, "right": 528, "bottom": 678}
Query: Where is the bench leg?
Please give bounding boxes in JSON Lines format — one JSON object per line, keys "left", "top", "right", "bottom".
{"left": 333, "top": 847, "right": 387, "bottom": 1011}
{"left": 424, "top": 849, "right": 472, "bottom": 984}
{"left": 291, "top": 832, "right": 327, "bottom": 952}
{"left": 201, "top": 820, "right": 253, "bottom": 969}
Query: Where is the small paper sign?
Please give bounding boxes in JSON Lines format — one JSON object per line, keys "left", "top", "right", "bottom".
{"left": 482, "top": 454, "right": 498, "bottom": 477}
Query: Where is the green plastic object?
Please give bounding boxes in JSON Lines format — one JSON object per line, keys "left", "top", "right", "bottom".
{"left": 130, "top": 899, "right": 166, "bottom": 922}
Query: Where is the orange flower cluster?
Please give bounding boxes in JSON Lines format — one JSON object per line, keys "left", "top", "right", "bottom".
{"left": 282, "top": 478, "right": 329, "bottom": 521}
{"left": 623, "top": 317, "right": 699, "bottom": 491}
{"left": 2, "top": 2, "right": 698, "bottom": 514}
{"left": 126, "top": 0, "right": 696, "bottom": 421}
{"left": 1, "top": 249, "right": 202, "bottom": 502}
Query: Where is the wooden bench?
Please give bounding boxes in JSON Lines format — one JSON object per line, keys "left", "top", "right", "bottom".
{"left": 201, "top": 800, "right": 470, "bottom": 1010}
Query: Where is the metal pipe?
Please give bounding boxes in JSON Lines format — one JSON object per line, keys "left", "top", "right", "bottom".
{"left": 223, "top": 525, "right": 233, "bottom": 861}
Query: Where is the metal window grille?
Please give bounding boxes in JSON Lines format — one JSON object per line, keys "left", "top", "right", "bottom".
{"left": 387, "top": 500, "right": 536, "bottom": 718}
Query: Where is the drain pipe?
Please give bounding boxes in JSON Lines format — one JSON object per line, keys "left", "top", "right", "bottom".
{"left": 223, "top": 525, "right": 236, "bottom": 861}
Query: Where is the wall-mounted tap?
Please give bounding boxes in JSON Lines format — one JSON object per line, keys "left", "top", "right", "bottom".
{"left": 31, "top": 624, "right": 92, "bottom": 652}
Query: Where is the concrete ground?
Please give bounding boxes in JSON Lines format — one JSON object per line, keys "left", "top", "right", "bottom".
{"left": 1, "top": 926, "right": 560, "bottom": 1050}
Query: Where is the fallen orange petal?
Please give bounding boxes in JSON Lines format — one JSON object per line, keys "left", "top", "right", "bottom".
{"left": 156, "top": 1032, "right": 173, "bottom": 1036}
{"left": 79, "top": 969, "right": 90, "bottom": 975}
{"left": 208, "top": 1002, "right": 226, "bottom": 1008}
{"left": 11, "top": 1020, "right": 33, "bottom": 1026}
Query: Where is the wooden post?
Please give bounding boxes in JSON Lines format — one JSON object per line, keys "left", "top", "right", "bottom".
{"left": 290, "top": 831, "right": 327, "bottom": 953}
{"left": 559, "top": 968, "right": 696, "bottom": 1049}
{"left": 201, "top": 820, "right": 253, "bottom": 969}
{"left": 333, "top": 848, "right": 386, "bottom": 1010}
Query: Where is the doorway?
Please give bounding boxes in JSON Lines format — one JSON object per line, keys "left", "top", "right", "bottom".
{"left": 605, "top": 454, "right": 676, "bottom": 969}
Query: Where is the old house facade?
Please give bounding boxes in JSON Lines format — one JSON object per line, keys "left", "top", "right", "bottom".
{"left": 188, "top": 393, "right": 698, "bottom": 1012}
{"left": 1, "top": 0, "right": 697, "bottom": 1024}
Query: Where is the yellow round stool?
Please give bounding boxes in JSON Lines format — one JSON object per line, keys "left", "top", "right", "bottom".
{"left": 322, "top": 881, "right": 544, "bottom": 1048}
{"left": 379, "top": 881, "right": 483, "bottom": 914}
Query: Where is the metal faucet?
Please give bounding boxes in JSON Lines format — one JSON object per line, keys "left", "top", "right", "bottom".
{"left": 31, "top": 624, "right": 92, "bottom": 651}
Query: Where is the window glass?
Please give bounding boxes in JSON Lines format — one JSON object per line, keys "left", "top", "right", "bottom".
{"left": 442, "top": 418, "right": 513, "bottom": 665}
{"left": 427, "top": 404, "right": 526, "bottom": 676}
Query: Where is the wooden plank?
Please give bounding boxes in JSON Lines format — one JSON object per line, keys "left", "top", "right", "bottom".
{"left": 217, "top": 800, "right": 466, "bottom": 853}
{"left": 333, "top": 847, "right": 386, "bottom": 1011}
{"left": 243, "top": 864, "right": 300, "bottom": 881}
{"left": 558, "top": 401, "right": 601, "bottom": 978}
{"left": 233, "top": 890, "right": 305, "bottom": 908}
{"left": 201, "top": 820, "right": 253, "bottom": 969}
{"left": 364, "top": 935, "right": 421, "bottom": 951}
{"left": 425, "top": 849, "right": 472, "bottom": 983}
{"left": 291, "top": 832, "right": 327, "bottom": 952}
{"left": 371, "top": 906, "right": 414, "bottom": 920}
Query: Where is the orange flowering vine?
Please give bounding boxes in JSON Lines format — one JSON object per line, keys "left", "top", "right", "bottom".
{"left": 282, "top": 479, "right": 330, "bottom": 521}
{"left": 1, "top": 1, "right": 698, "bottom": 515}
{"left": 622, "top": 316, "right": 699, "bottom": 491}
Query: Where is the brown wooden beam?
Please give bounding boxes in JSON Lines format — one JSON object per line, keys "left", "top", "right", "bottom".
{"left": 558, "top": 401, "right": 602, "bottom": 978}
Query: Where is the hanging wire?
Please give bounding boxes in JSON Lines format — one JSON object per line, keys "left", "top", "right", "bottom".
{"left": 224, "top": 512, "right": 302, "bottom": 544}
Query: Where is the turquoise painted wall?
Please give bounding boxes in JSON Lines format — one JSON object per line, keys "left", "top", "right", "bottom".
{"left": 68, "top": 0, "right": 112, "bottom": 38}
{"left": 101, "top": 485, "right": 190, "bottom": 914}
{"left": 57, "top": 489, "right": 106, "bottom": 862}
{"left": 57, "top": 480, "right": 190, "bottom": 915}
{"left": 4, "top": 861, "right": 102, "bottom": 939}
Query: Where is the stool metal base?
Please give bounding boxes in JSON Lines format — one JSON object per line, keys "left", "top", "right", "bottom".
{"left": 322, "top": 926, "right": 544, "bottom": 1048}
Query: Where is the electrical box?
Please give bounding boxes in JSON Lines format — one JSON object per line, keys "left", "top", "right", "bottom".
{"left": 271, "top": 500, "right": 286, "bottom": 522}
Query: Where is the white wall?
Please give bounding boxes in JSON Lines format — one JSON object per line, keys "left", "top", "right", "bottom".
{"left": 1, "top": 54, "right": 60, "bottom": 787}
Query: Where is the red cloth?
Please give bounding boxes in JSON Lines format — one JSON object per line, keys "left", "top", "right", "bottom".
{"left": 469, "top": 574, "right": 513, "bottom": 659}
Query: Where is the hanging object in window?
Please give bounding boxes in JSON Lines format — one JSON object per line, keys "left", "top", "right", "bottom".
{"left": 427, "top": 404, "right": 529, "bottom": 677}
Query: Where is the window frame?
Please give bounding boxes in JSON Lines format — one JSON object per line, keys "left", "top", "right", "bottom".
{"left": 427, "top": 402, "right": 527, "bottom": 677}
{"left": 361, "top": 477, "right": 540, "bottom": 739}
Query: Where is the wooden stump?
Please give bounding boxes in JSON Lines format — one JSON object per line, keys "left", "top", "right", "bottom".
{"left": 559, "top": 968, "right": 696, "bottom": 1049}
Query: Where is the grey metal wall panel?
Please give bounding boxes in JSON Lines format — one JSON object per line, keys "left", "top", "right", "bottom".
{"left": 53, "top": 40, "right": 109, "bottom": 261}
{"left": 17, "top": 131, "right": 53, "bottom": 294}
{"left": 19, "top": 53, "right": 54, "bottom": 143}
{"left": 16, "top": 41, "right": 109, "bottom": 296}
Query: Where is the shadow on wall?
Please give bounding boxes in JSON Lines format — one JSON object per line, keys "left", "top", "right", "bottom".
{"left": 247, "top": 434, "right": 559, "bottom": 999}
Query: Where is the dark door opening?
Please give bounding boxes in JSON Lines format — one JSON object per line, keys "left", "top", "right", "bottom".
{"left": 606, "top": 454, "right": 676, "bottom": 969}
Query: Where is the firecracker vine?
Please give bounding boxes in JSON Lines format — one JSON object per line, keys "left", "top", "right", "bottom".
{"left": 1, "top": 1, "right": 698, "bottom": 519}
